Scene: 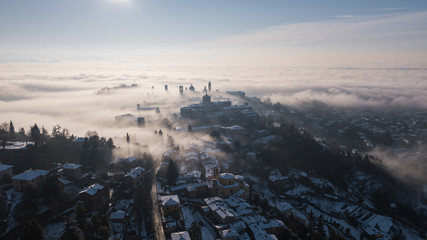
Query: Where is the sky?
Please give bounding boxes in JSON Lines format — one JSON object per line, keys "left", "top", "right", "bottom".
{"left": 1, "top": 0, "right": 427, "bottom": 64}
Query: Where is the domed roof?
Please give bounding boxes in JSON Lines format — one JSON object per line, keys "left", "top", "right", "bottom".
{"left": 219, "top": 173, "right": 235, "bottom": 180}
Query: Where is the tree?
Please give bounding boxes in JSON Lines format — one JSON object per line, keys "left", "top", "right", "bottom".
{"left": 61, "top": 217, "right": 83, "bottom": 240}
{"left": 168, "top": 135, "right": 175, "bottom": 149}
{"left": 18, "top": 127, "right": 27, "bottom": 141}
{"left": 317, "top": 215, "right": 326, "bottom": 240}
{"left": 106, "top": 138, "right": 115, "bottom": 149}
{"left": 30, "top": 124, "right": 41, "bottom": 146}
{"left": 308, "top": 210, "right": 315, "bottom": 237}
{"left": 9, "top": 120, "right": 15, "bottom": 141}
{"left": 75, "top": 204, "right": 86, "bottom": 229}
{"left": 22, "top": 219, "right": 45, "bottom": 240}
{"left": 97, "top": 226, "right": 110, "bottom": 239}
{"left": 166, "top": 160, "right": 179, "bottom": 185}
{"left": 189, "top": 222, "right": 201, "bottom": 239}
{"left": 0, "top": 122, "right": 9, "bottom": 149}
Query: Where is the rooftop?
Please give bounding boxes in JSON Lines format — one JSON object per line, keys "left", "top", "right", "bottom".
{"left": 12, "top": 169, "right": 49, "bottom": 181}
{"left": 0, "top": 164, "right": 13, "bottom": 172}
{"left": 79, "top": 183, "right": 104, "bottom": 196}
{"left": 125, "top": 166, "right": 145, "bottom": 179}
{"left": 62, "top": 163, "right": 82, "bottom": 170}
{"left": 171, "top": 231, "right": 191, "bottom": 240}
{"left": 160, "top": 195, "right": 180, "bottom": 206}
{"left": 219, "top": 173, "right": 235, "bottom": 180}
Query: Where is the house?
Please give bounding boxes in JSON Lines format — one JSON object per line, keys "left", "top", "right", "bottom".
{"left": 204, "top": 197, "right": 236, "bottom": 224}
{"left": 124, "top": 166, "right": 145, "bottom": 187}
{"left": 109, "top": 210, "right": 127, "bottom": 223}
{"left": 171, "top": 231, "right": 191, "bottom": 240}
{"left": 160, "top": 195, "right": 181, "bottom": 216}
{"left": 61, "top": 163, "right": 82, "bottom": 179}
{"left": 185, "top": 181, "right": 208, "bottom": 198}
{"left": 261, "top": 219, "right": 285, "bottom": 235}
{"left": 12, "top": 169, "right": 49, "bottom": 191}
{"left": 109, "top": 210, "right": 127, "bottom": 240}
{"left": 0, "top": 164, "right": 13, "bottom": 176}
{"left": 79, "top": 183, "right": 106, "bottom": 211}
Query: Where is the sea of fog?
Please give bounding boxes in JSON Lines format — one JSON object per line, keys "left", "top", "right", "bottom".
{"left": 1, "top": 62, "right": 426, "bottom": 139}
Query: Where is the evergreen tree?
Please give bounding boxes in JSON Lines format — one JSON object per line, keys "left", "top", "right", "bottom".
{"left": 30, "top": 124, "right": 41, "bottom": 146}
{"left": 166, "top": 160, "right": 179, "bottom": 185}
{"left": 0, "top": 122, "right": 9, "bottom": 149}
{"left": 18, "top": 127, "right": 27, "bottom": 141}
{"left": 22, "top": 219, "right": 45, "bottom": 240}
{"left": 308, "top": 210, "right": 315, "bottom": 237}
{"left": 106, "top": 138, "right": 115, "bottom": 149}
{"left": 317, "top": 215, "right": 326, "bottom": 239}
{"left": 9, "top": 120, "right": 15, "bottom": 141}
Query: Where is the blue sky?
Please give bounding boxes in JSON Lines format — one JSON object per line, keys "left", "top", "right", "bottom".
{"left": 1, "top": 0, "right": 427, "bottom": 64}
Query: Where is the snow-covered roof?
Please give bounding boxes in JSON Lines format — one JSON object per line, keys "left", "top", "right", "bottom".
{"left": 125, "top": 166, "right": 145, "bottom": 179}
{"left": 219, "top": 173, "right": 235, "bottom": 180}
{"left": 262, "top": 219, "right": 285, "bottom": 229}
{"left": 234, "top": 175, "right": 244, "bottom": 181}
{"left": 123, "top": 157, "right": 137, "bottom": 163}
{"left": 79, "top": 183, "right": 104, "bottom": 196}
{"left": 220, "top": 229, "right": 239, "bottom": 238}
{"left": 160, "top": 195, "right": 180, "bottom": 206}
{"left": 272, "top": 201, "right": 294, "bottom": 213}
{"left": 226, "top": 125, "right": 244, "bottom": 131}
{"left": 62, "top": 163, "right": 82, "bottom": 170}
{"left": 12, "top": 169, "right": 49, "bottom": 181}
{"left": 171, "top": 231, "right": 191, "bottom": 240}
{"left": 72, "top": 137, "right": 86, "bottom": 143}
{"left": 110, "top": 210, "right": 126, "bottom": 220}
{"left": 0, "top": 164, "right": 13, "bottom": 172}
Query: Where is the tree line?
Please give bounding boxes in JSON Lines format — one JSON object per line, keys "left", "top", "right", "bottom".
{"left": 0, "top": 121, "right": 115, "bottom": 172}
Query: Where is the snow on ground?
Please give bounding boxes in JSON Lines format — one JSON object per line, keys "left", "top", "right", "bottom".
{"left": 201, "top": 226, "right": 215, "bottom": 240}
{"left": 364, "top": 214, "right": 393, "bottom": 234}
{"left": 181, "top": 206, "right": 196, "bottom": 229}
{"left": 5, "top": 189, "right": 23, "bottom": 231}
{"left": 193, "top": 211, "right": 216, "bottom": 240}
{"left": 304, "top": 205, "right": 359, "bottom": 239}
{"left": 44, "top": 221, "right": 65, "bottom": 240}
{"left": 285, "top": 183, "right": 314, "bottom": 196}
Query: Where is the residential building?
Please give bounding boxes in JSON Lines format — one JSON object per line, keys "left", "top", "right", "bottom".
{"left": 79, "top": 183, "right": 106, "bottom": 211}
{"left": 12, "top": 169, "right": 49, "bottom": 191}
{"left": 160, "top": 195, "right": 181, "bottom": 216}
{"left": 61, "top": 163, "right": 82, "bottom": 179}
{"left": 0, "top": 164, "right": 13, "bottom": 176}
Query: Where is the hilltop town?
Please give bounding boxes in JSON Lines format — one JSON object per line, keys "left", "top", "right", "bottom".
{"left": 0, "top": 82, "right": 426, "bottom": 240}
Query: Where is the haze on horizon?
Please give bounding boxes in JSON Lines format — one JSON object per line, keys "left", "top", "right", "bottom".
{"left": 1, "top": 0, "right": 427, "bottom": 137}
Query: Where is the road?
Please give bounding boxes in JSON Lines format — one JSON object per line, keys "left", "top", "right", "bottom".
{"left": 150, "top": 167, "right": 165, "bottom": 240}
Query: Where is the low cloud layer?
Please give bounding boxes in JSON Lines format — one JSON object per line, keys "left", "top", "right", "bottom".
{"left": 1, "top": 62, "right": 426, "bottom": 136}
{"left": 0, "top": 62, "right": 426, "bottom": 180}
